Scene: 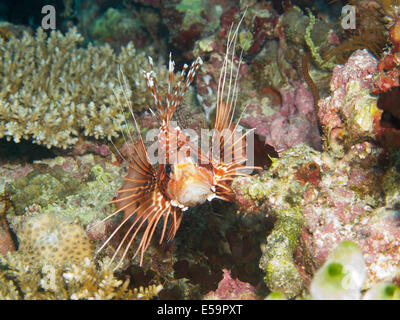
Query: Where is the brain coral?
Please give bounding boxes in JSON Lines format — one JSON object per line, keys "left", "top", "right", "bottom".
{"left": 0, "top": 27, "right": 160, "bottom": 149}
{"left": 17, "top": 212, "right": 93, "bottom": 267}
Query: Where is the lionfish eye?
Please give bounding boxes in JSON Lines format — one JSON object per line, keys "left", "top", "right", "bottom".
{"left": 165, "top": 164, "right": 172, "bottom": 175}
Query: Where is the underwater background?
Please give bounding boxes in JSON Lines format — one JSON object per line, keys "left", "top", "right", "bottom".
{"left": 0, "top": 0, "right": 400, "bottom": 300}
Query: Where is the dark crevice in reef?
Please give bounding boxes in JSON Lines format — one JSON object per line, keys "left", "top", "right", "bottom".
{"left": 378, "top": 87, "right": 400, "bottom": 130}
{"left": 0, "top": 139, "right": 56, "bottom": 163}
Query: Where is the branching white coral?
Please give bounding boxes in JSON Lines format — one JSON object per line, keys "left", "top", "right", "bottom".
{"left": 0, "top": 28, "right": 158, "bottom": 149}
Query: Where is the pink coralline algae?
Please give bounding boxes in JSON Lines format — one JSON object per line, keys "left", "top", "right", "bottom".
{"left": 195, "top": 39, "right": 321, "bottom": 153}
{"left": 298, "top": 177, "right": 400, "bottom": 289}
{"left": 204, "top": 269, "right": 257, "bottom": 300}
{"left": 318, "top": 50, "right": 382, "bottom": 154}
{"left": 240, "top": 81, "right": 321, "bottom": 152}
{"left": 318, "top": 49, "right": 378, "bottom": 129}
{"left": 296, "top": 52, "right": 400, "bottom": 288}
{"left": 93, "top": 144, "right": 111, "bottom": 157}
{"left": 234, "top": 140, "right": 400, "bottom": 294}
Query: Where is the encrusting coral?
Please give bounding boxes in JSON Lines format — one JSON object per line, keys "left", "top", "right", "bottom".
{"left": 16, "top": 212, "right": 93, "bottom": 267}
{"left": 233, "top": 48, "right": 400, "bottom": 298}
{"left": 232, "top": 144, "right": 314, "bottom": 298}
{"left": 4, "top": 155, "right": 122, "bottom": 229}
{"left": 0, "top": 209, "right": 163, "bottom": 299}
{"left": 0, "top": 27, "right": 165, "bottom": 149}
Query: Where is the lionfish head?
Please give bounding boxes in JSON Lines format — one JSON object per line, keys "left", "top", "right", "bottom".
{"left": 165, "top": 157, "right": 214, "bottom": 209}
{"left": 158, "top": 124, "right": 215, "bottom": 209}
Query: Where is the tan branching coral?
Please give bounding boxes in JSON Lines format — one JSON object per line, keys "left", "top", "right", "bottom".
{"left": 0, "top": 27, "right": 162, "bottom": 149}
{"left": 0, "top": 254, "right": 163, "bottom": 300}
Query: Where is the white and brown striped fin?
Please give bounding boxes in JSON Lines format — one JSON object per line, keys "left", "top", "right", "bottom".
{"left": 108, "top": 183, "right": 182, "bottom": 268}
{"left": 211, "top": 8, "right": 262, "bottom": 202}
{"left": 212, "top": 9, "right": 248, "bottom": 163}
{"left": 214, "top": 9, "right": 246, "bottom": 132}
{"left": 97, "top": 132, "right": 183, "bottom": 268}
{"left": 143, "top": 57, "right": 165, "bottom": 120}
{"left": 96, "top": 67, "right": 184, "bottom": 269}
{"left": 142, "top": 54, "right": 203, "bottom": 125}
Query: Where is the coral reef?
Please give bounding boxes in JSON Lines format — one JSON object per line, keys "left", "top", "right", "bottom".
{"left": 161, "top": 0, "right": 225, "bottom": 59}
{"left": 233, "top": 143, "right": 318, "bottom": 297}
{"left": 234, "top": 140, "right": 400, "bottom": 296}
{"left": 194, "top": 5, "right": 325, "bottom": 153}
{"left": 6, "top": 169, "right": 82, "bottom": 216}
{"left": 0, "top": 169, "right": 162, "bottom": 299}
{"left": 1, "top": 0, "right": 400, "bottom": 301}
{"left": 0, "top": 221, "right": 14, "bottom": 256}
{"left": 88, "top": 7, "right": 149, "bottom": 48}
{"left": 0, "top": 254, "right": 162, "bottom": 299}
{"left": 259, "top": 206, "right": 304, "bottom": 298}
{"left": 0, "top": 186, "right": 15, "bottom": 256}
{"left": 0, "top": 27, "right": 164, "bottom": 149}
{"left": 234, "top": 134, "right": 399, "bottom": 296}
{"left": 233, "top": 48, "right": 400, "bottom": 298}
{"left": 322, "top": 0, "right": 388, "bottom": 67}
{"left": 240, "top": 81, "right": 321, "bottom": 152}
{"left": 4, "top": 154, "right": 122, "bottom": 227}
{"left": 318, "top": 49, "right": 381, "bottom": 155}
{"left": 0, "top": 149, "right": 167, "bottom": 299}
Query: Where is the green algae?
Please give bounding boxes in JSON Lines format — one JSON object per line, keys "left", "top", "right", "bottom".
{"left": 304, "top": 8, "right": 336, "bottom": 70}
{"left": 6, "top": 169, "right": 82, "bottom": 216}
{"left": 265, "top": 291, "right": 287, "bottom": 300}
{"left": 43, "top": 165, "right": 122, "bottom": 226}
{"left": 6, "top": 161, "right": 122, "bottom": 227}
{"left": 233, "top": 144, "right": 322, "bottom": 297}
{"left": 239, "top": 31, "right": 253, "bottom": 52}
{"left": 174, "top": 0, "right": 205, "bottom": 14}
{"left": 259, "top": 206, "right": 304, "bottom": 298}
{"left": 90, "top": 8, "right": 143, "bottom": 42}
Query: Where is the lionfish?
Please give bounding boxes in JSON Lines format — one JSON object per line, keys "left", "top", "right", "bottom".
{"left": 97, "top": 11, "right": 258, "bottom": 269}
